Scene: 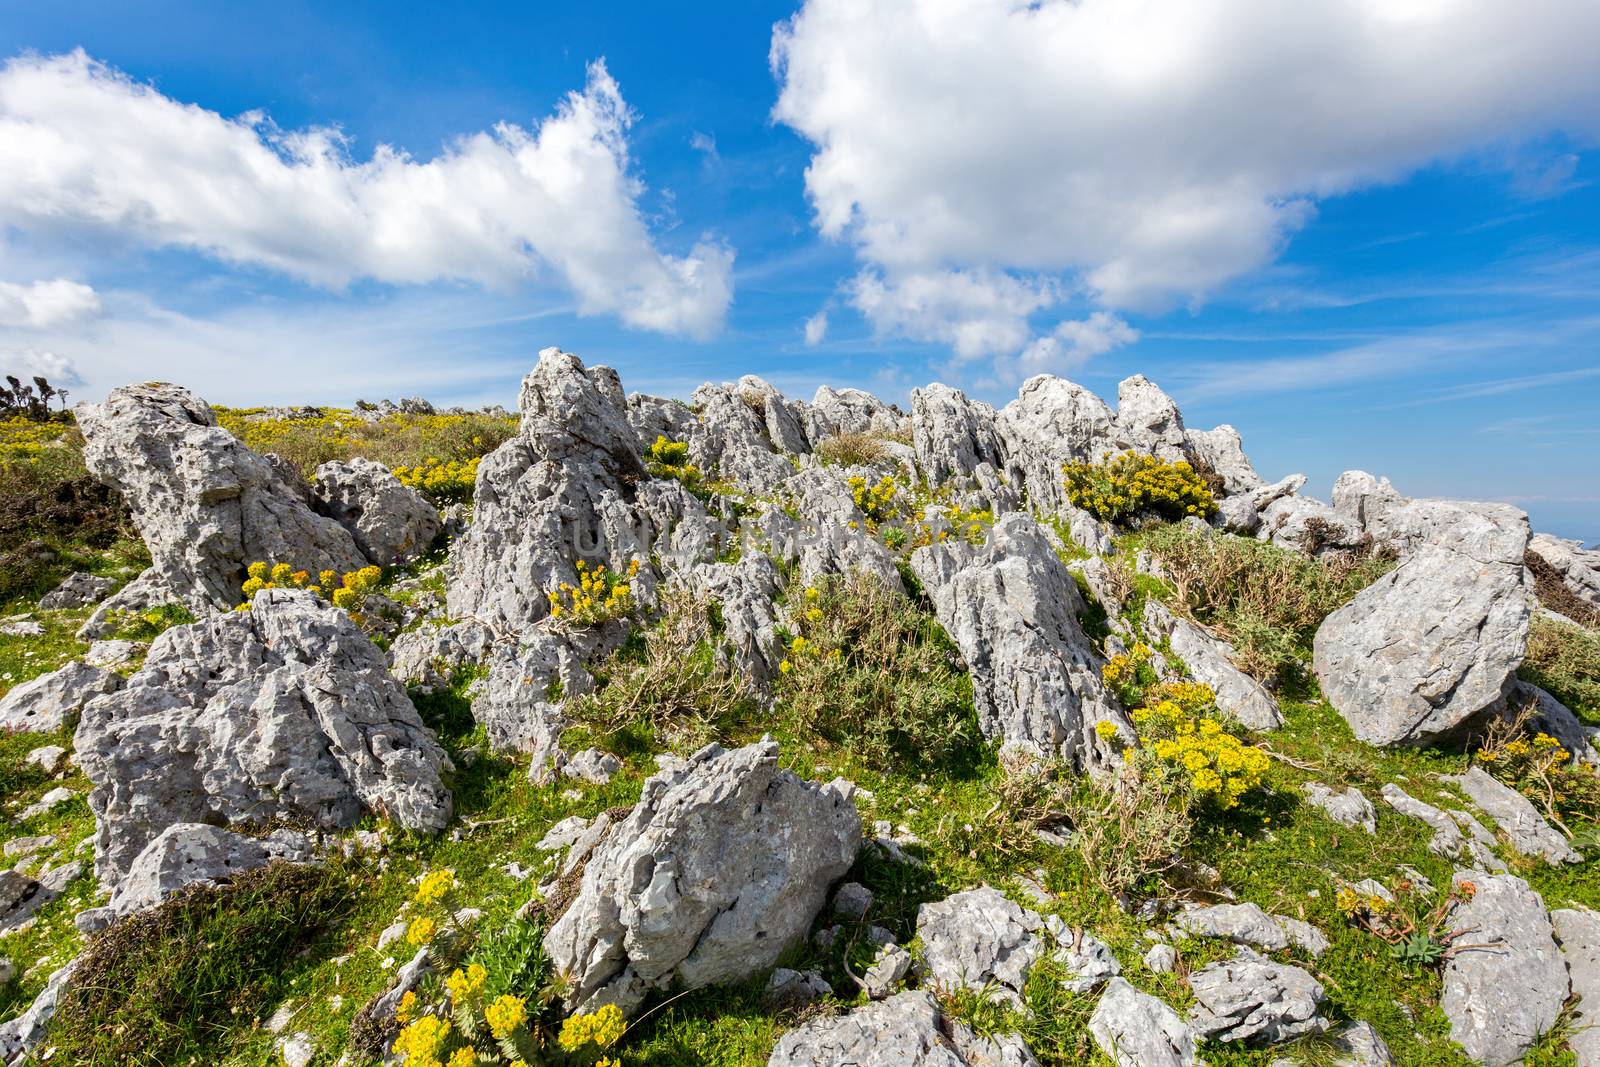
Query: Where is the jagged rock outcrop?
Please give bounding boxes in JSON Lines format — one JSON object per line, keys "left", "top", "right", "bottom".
{"left": 688, "top": 381, "right": 795, "bottom": 493}
{"left": 1313, "top": 501, "right": 1531, "bottom": 746}
{"left": 1528, "top": 532, "right": 1600, "bottom": 618}
{"left": 678, "top": 555, "right": 786, "bottom": 689}
{"left": 810, "top": 385, "right": 899, "bottom": 438}
{"left": 446, "top": 349, "right": 648, "bottom": 633}
{"left": 38, "top": 572, "right": 117, "bottom": 611}
{"left": 768, "top": 990, "right": 1040, "bottom": 1067}
{"left": 0, "top": 958, "right": 77, "bottom": 1065}
{"left": 1186, "top": 949, "right": 1328, "bottom": 1044}
{"left": 387, "top": 620, "right": 493, "bottom": 687}
{"left": 1089, "top": 978, "right": 1197, "bottom": 1067}
{"left": 76, "top": 383, "right": 368, "bottom": 613}
{"left": 1552, "top": 908, "right": 1600, "bottom": 1067}
{"left": 1114, "top": 375, "right": 1187, "bottom": 461}
{"left": 997, "top": 376, "right": 1117, "bottom": 511}
{"left": 911, "top": 515, "right": 1127, "bottom": 770}
{"left": 1441, "top": 870, "right": 1567, "bottom": 1066}
{"left": 75, "top": 588, "right": 452, "bottom": 885}
{"left": 911, "top": 384, "right": 1006, "bottom": 487}
{"left": 544, "top": 740, "right": 860, "bottom": 1014}
{"left": 1185, "top": 425, "right": 1264, "bottom": 496}
{"left": 1259, "top": 494, "right": 1365, "bottom": 556}
{"left": 0, "top": 660, "right": 123, "bottom": 733}
{"left": 472, "top": 628, "right": 617, "bottom": 775}
{"left": 311, "top": 457, "right": 440, "bottom": 564}
{"left": 1450, "top": 766, "right": 1579, "bottom": 865}
{"left": 1141, "top": 601, "right": 1281, "bottom": 730}
{"left": 1175, "top": 902, "right": 1329, "bottom": 957}
{"left": 918, "top": 887, "right": 1047, "bottom": 1007}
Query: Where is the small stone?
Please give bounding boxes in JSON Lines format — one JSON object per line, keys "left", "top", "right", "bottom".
{"left": 832, "top": 881, "right": 873, "bottom": 921}
{"left": 1089, "top": 977, "right": 1197, "bottom": 1067}
{"left": 1143, "top": 943, "right": 1177, "bottom": 973}
{"left": 376, "top": 921, "right": 407, "bottom": 951}
{"left": 15, "top": 787, "right": 75, "bottom": 824}
{"left": 23, "top": 746, "right": 67, "bottom": 776}
{"left": 765, "top": 967, "right": 832, "bottom": 1011}
{"left": 1303, "top": 783, "right": 1376, "bottom": 834}
{"left": 1186, "top": 949, "right": 1328, "bottom": 1045}
{"left": 562, "top": 748, "right": 622, "bottom": 786}
{"left": 83, "top": 639, "right": 145, "bottom": 669}
{"left": 862, "top": 942, "right": 912, "bottom": 999}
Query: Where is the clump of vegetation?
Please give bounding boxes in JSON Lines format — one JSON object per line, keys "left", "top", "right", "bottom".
{"left": 1475, "top": 703, "right": 1599, "bottom": 835}
{"left": 1127, "top": 681, "right": 1272, "bottom": 809}
{"left": 240, "top": 560, "right": 385, "bottom": 623}
{"left": 393, "top": 456, "right": 483, "bottom": 503}
{"left": 0, "top": 374, "right": 72, "bottom": 419}
{"left": 1135, "top": 522, "right": 1392, "bottom": 682}
{"left": 1527, "top": 549, "right": 1600, "bottom": 628}
{"left": 568, "top": 586, "right": 754, "bottom": 749}
{"left": 815, "top": 431, "right": 888, "bottom": 467}
{"left": 1335, "top": 877, "right": 1483, "bottom": 970}
{"left": 1062, "top": 451, "right": 1217, "bottom": 525}
{"left": 645, "top": 435, "right": 701, "bottom": 488}
{"left": 776, "top": 573, "right": 976, "bottom": 768}
{"left": 847, "top": 473, "right": 905, "bottom": 527}
{"left": 547, "top": 559, "right": 640, "bottom": 627}
{"left": 107, "top": 602, "right": 196, "bottom": 641}
{"left": 53, "top": 860, "right": 359, "bottom": 1066}
{"left": 1521, "top": 613, "right": 1600, "bottom": 723}
{"left": 215, "top": 408, "right": 516, "bottom": 482}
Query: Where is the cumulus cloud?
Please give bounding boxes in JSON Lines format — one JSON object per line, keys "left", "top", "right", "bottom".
{"left": 0, "top": 348, "right": 83, "bottom": 387}
{"left": 0, "top": 50, "right": 732, "bottom": 336}
{"left": 772, "top": 0, "right": 1600, "bottom": 360}
{"left": 850, "top": 268, "right": 1059, "bottom": 361}
{"left": 0, "top": 278, "right": 101, "bottom": 328}
{"left": 803, "top": 310, "right": 828, "bottom": 345}
{"left": 1010, "top": 312, "right": 1139, "bottom": 382}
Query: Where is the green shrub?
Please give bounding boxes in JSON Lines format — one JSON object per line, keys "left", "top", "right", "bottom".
{"left": 53, "top": 861, "right": 360, "bottom": 1066}
{"left": 1062, "top": 451, "right": 1217, "bottom": 525}
{"left": 776, "top": 572, "right": 977, "bottom": 768}
{"left": 1136, "top": 523, "right": 1392, "bottom": 681}
{"left": 646, "top": 434, "right": 702, "bottom": 489}
{"left": 1521, "top": 614, "right": 1600, "bottom": 724}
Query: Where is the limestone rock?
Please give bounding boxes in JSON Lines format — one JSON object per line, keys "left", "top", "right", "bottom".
{"left": 1331, "top": 471, "right": 1406, "bottom": 535}
{"left": 768, "top": 990, "right": 1039, "bottom": 1067}
{"left": 916, "top": 887, "right": 1046, "bottom": 1007}
{"left": 863, "top": 942, "right": 913, "bottom": 999}
{"left": 311, "top": 457, "right": 441, "bottom": 564}
{"left": 1552, "top": 907, "right": 1600, "bottom": 1067}
{"left": 0, "top": 660, "right": 123, "bottom": 733}
{"left": 1260, "top": 495, "right": 1365, "bottom": 556}
{"left": 473, "top": 630, "right": 604, "bottom": 774}
{"left": 76, "top": 382, "right": 367, "bottom": 613}
{"left": 1303, "top": 783, "right": 1376, "bottom": 834}
{"left": 1441, "top": 870, "right": 1567, "bottom": 1066}
{"left": 562, "top": 748, "right": 621, "bottom": 785}
{"left": 1176, "top": 902, "right": 1329, "bottom": 957}
{"left": 1380, "top": 784, "right": 1503, "bottom": 870}
{"left": 765, "top": 967, "right": 832, "bottom": 1011}
{"left": 811, "top": 385, "right": 898, "bottom": 438}
{"left": 0, "top": 957, "right": 77, "bottom": 1065}
{"left": 911, "top": 516, "right": 1127, "bottom": 770}
{"left": 1313, "top": 502, "right": 1531, "bottom": 746}
{"left": 1186, "top": 949, "right": 1328, "bottom": 1045}
{"left": 24, "top": 746, "right": 67, "bottom": 776}
{"left": 544, "top": 740, "right": 860, "bottom": 1014}
{"left": 1089, "top": 977, "right": 1197, "bottom": 1067}
{"left": 678, "top": 555, "right": 786, "bottom": 690}
{"left": 911, "top": 384, "right": 1005, "bottom": 487}
{"left": 1143, "top": 943, "right": 1178, "bottom": 974}
{"left": 77, "top": 567, "right": 177, "bottom": 641}
{"left": 108, "top": 822, "right": 315, "bottom": 918}
{"left": 38, "top": 572, "right": 117, "bottom": 611}
{"left": 1142, "top": 601, "right": 1280, "bottom": 730}
{"left": 1450, "top": 766, "right": 1579, "bottom": 865}
{"left": 1185, "top": 425, "right": 1265, "bottom": 496}
{"left": 997, "top": 376, "right": 1117, "bottom": 512}
{"left": 387, "top": 619, "right": 493, "bottom": 687}
{"left": 1114, "top": 375, "right": 1187, "bottom": 461}
{"left": 688, "top": 382, "right": 794, "bottom": 494}
{"left": 84, "top": 639, "right": 144, "bottom": 668}
{"left": 1528, "top": 532, "right": 1600, "bottom": 614}
{"left": 75, "top": 587, "right": 452, "bottom": 885}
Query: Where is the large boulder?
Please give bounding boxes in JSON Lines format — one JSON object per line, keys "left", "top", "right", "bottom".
{"left": 76, "top": 383, "right": 368, "bottom": 613}
{"left": 0, "top": 660, "right": 123, "bottom": 733}
{"left": 446, "top": 349, "right": 648, "bottom": 633}
{"left": 911, "top": 384, "right": 1006, "bottom": 487}
{"left": 311, "top": 457, "right": 440, "bottom": 564}
{"left": 768, "top": 990, "right": 1039, "bottom": 1067}
{"left": 1440, "top": 871, "right": 1567, "bottom": 1066}
{"left": 810, "top": 385, "right": 898, "bottom": 438}
{"left": 1185, "top": 425, "right": 1264, "bottom": 496}
{"left": 1312, "top": 502, "right": 1531, "bottom": 746}
{"left": 1141, "top": 601, "right": 1281, "bottom": 730}
{"left": 74, "top": 588, "right": 452, "bottom": 885}
{"left": 911, "top": 515, "right": 1127, "bottom": 771}
{"left": 997, "top": 376, "right": 1116, "bottom": 511}
{"left": 1552, "top": 908, "right": 1600, "bottom": 1067}
{"left": 543, "top": 740, "right": 860, "bottom": 1015}
{"left": 1089, "top": 978, "right": 1198, "bottom": 1067}
{"left": 1114, "top": 375, "right": 1187, "bottom": 461}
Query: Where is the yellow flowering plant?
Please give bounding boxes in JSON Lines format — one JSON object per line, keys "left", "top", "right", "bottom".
{"left": 1100, "top": 642, "right": 1156, "bottom": 707}
{"left": 238, "top": 560, "right": 385, "bottom": 627}
{"left": 1125, "top": 682, "right": 1270, "bottom": 810}
{"left": 1474, "top": 706, "right": 1599, "bottom": 835}
{"left": 547, "top": 559, "right": 641, "bottom": 627}
{"left": 1062, "top": 450, "right": 1217, "bottom": 525}
{"left": 846, "top": 474, "right": 905, "bottom": 527}
{"left": 645, "top": 435, "right": 701, "bottom": 488}
{"left": 394, "top": 456, "right": 482, "bottom": 503}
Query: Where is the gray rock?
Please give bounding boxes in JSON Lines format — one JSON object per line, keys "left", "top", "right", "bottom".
{"left": 446, "top": 349, "right": 648, "bottom": 633}
{"left": 1303, "top": 783, "right": 1376, "bottom": 834}
{"left": 1143, "top": 943, "right": 1177, "bottom": 974}
{"left": 911, "top": 383, "right": 1005, "bottom": 487}
{"left": 311, "top": 457, "right": 441, "bottom": 564}
{"left": 473, "top": 629, "right": 610, "bottom": 775}
{"left": 0, "top": 661, "right": 123, "bottom": 733}
{"left": 386, "top": 619, "right": 493, "bottom": 687}
{"left": 84, "top": 638, "right": 144, "bottom": 668}
{"left": 1380, "top": 784, "right": 1503, "bottom": 870}
{"left": 736, "top": 376, "right": 811, "bottom": 455}
{"left": 798, "top": 520, "right": 902, "bottom": 590}
{"left": 811, "top": 385, "right": 898, "bottom": 438}
{"left": 15, "top": 786, "right": 76, "bottom": 823}
{"left": 1450, "top": 766, "right": 1579, "bottom": 865}
{"left": 38, "top": 572, "right": 117, "bottom": 611}
{"left": 911, "top": 516, "right": 1127, "bottom": 770}
{"left": 0, "top": 621, "right": 42, "bottom": 637}
{"left": 76, "top": 382, "right": 368, "bottom": 613}
{"left": 3, "top": 834, "right": 56, "bottom": 859}
{"left": 1528, "top": 532, "right": 1600, "bottom": 614}
{"left": 1061, "top": 505, "right": 1117, "bottom": 556}
{"left": 1114, "top": 375, "right": 1188, "bottom": 461}
{"left": 279, "top": 1032, "right": 315, "bottom": 1067}
{"left": 997, "top": 375, "right": 1117, "bottom": 512}
{"left": 689, "top": 381, "right": 794, "bottom": 494}
{"left": 1313, "top": 502, "right": 1531, "bottom": 746}
{"left": 1214, "top": 492, "right": 1262, "bottom": 535}
{"left": 1185, "top": 424, "right": 1265, "bottom": 496}
{"left": 75, "top": 587, "right": 451, "bottom": 884}
{"left": 0, "top": 957, "right": 77, "bottom": 1065}
{"left": 1498, "top": 679, "right": 1597, "bottom": 765}
{"left": 678, "top": 555, "right": 786, "bottom": 690}
{"left": 1176, "top": 902, "right": 1329, "bottom": 957}
{"left": 544, "top": 740, "right": 860, "bottom": 1015}
{"left": 563, "top": 748, "right": 621, "bottom": 785}
{"left": 1260, "top": 495, "right": 1365, "bottom": 556}
{"left": 108, "top": 822, "right": 315, "bottom": 918}
{"left": 768, "top": 990, "right": 1039, "bottom": 1067}
{"left": 863, "top": 942, "right": 913, "bottom": 999}
{"left": 1142, "top": 601, "right": 1281, "bottom": 730}
{"left": 24, "top": 746, "right": 67, "bottom": 776}
{"left": 833, "top": 881, "right": 873, "bottom": 921}
{"left": 1089, "top": 977, "right": 1197, "bottom": 1067}
{"left": 1186, "top": 948, "right": 1328, "bottom": 1044}
{"left": 1331, "top": 471, "right": 1407, "bottom": 536}
{"left": 1327, "top": 1021, "right": 1396, "bottom": 1066}
{"left": 1052, "top": 923, "right": 1122, "bottom": 991}
{"left": 765, "top": 967, "right": 832, "bottom": 1011}
{"left": 535, "top": 815, "right": 592, "bottom": 852}
{"left": 1552, "top": 907, "right": 1600, "bottom": 1067}
{"left": 1441, "top": 870, "right": 1567, "bottom": 1066}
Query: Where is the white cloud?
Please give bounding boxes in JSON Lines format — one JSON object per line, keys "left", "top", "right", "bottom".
{"left": 772, "top": 0, "right": 1600, "bottom": 357}
{"left": 0, "top": 278, "right": 101, "bottom": 328}
{"left": 803, "top": 310, "right": 828, "bottom": 345}
{"left": 0, "top": 50, "right": 732, "bottom": 337}
{"left": 850, "top": 268, "right": 1058, "bottom": 361}
{"left": 0, "top": 348, "right": 83, "bottom": 387}
{"left": 1010, "top": 312, "right": 1139, "bottom": 382}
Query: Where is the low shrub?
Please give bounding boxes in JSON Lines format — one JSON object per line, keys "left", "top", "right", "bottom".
{"left": 393, "top": 456, "right": 482, "bottom": 503}
{"left": 1064, "top": 758, "right": 1193, "bottom": 901}
{"left": 0, "top": 438, "right": 141, "bottom": 605}
{"left": 239, "top": 561, "right": 385, "bottom": 623}
{"left": 1062, "top": 451, "right": 1217, "bottom": 525}
{"left": 215, "top": 408, "right": 516, "bottom": 482}
{"left": 815, "top": 432, "right": 888, "bottom": 467}
{"left": 645, "top": 435, "right": 701, "bottom": 488}
{"left": 53, "top": 861, "right": 359, "bottom": 1066}
{"left": 1522, "top": 613, "right": 1600, "bottom": 723}
{"left": 847, "top": 473, "right": 905, "bottom": 527}
{"left": 547, "top": 559, "right": 640, "bottom": 627}
{"left": 776, "top": 573, "right": 976, "bottom": 768}
{"left": 1136, "top": 523, "right": 1392, "bottom": 681}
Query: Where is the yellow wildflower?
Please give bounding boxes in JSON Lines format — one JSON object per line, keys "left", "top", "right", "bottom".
{"left": 485, "top": 993, "right": 529, "bottom": 1040}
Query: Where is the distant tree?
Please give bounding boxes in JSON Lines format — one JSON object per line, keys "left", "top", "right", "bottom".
{"left": 1, "top": 373, "right": 67, "bottom": 420}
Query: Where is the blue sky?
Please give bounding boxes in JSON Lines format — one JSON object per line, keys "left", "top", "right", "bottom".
{"left": 1, "top": 1, "right": 1598, "bottom": 542}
